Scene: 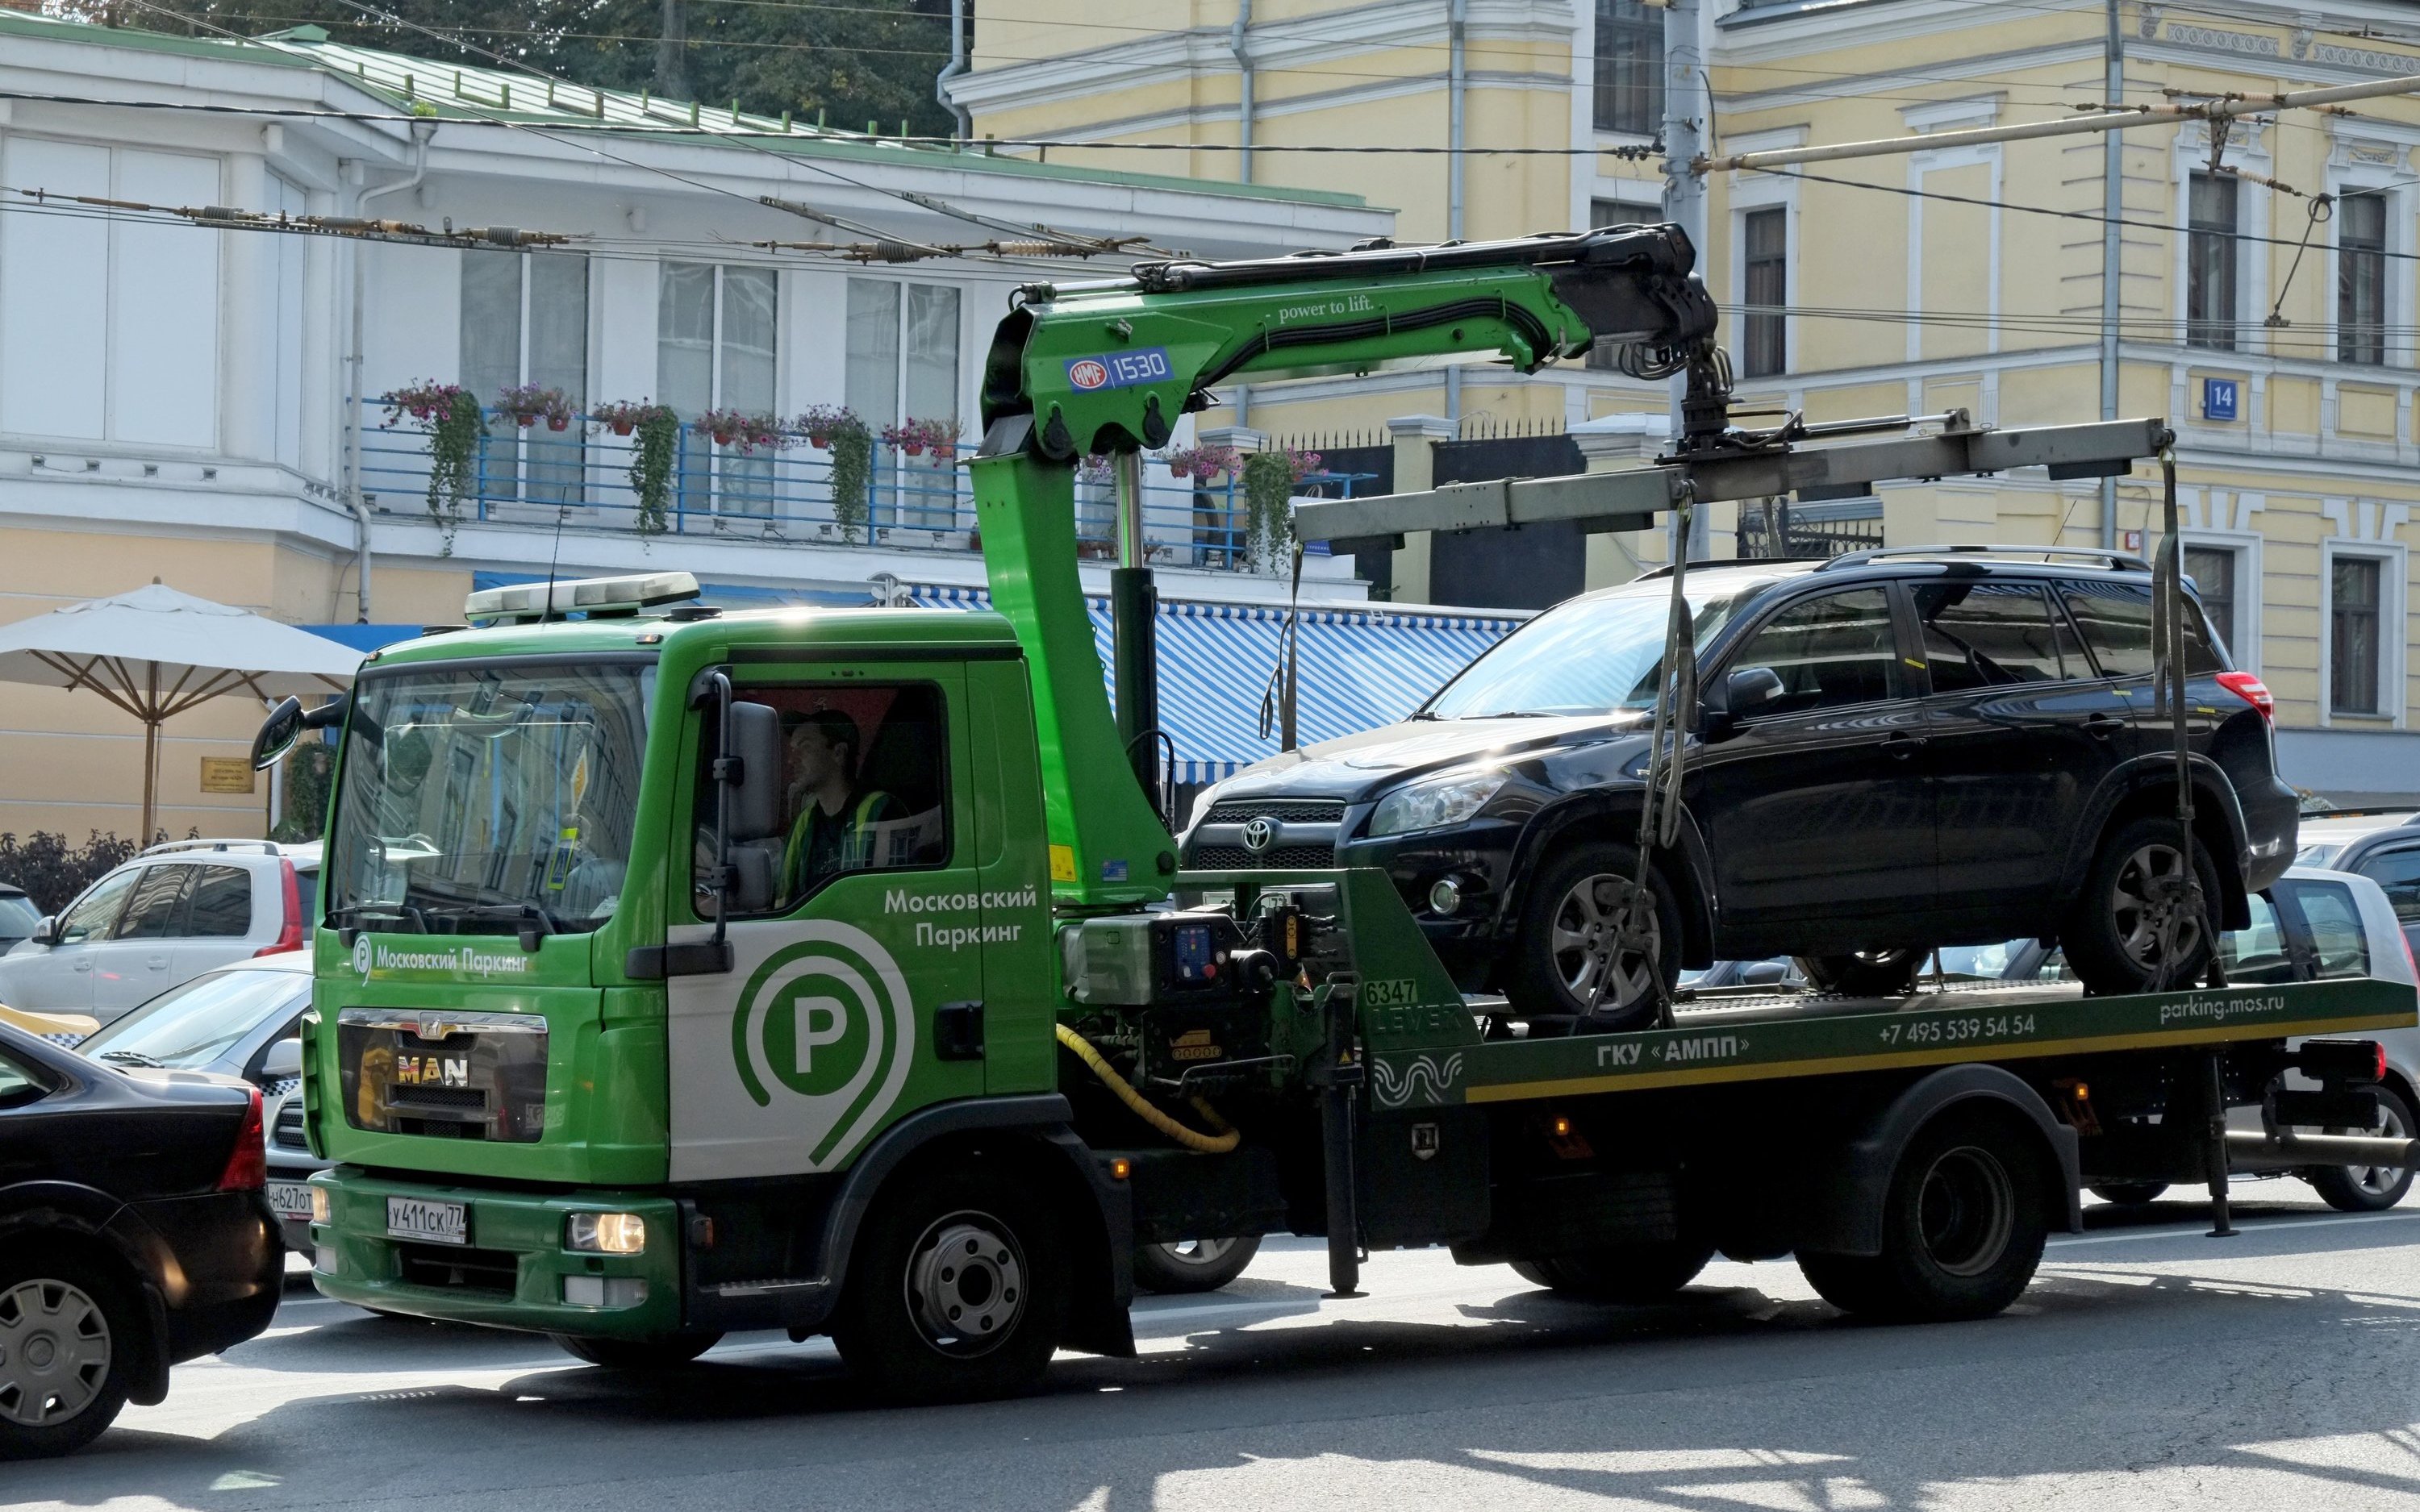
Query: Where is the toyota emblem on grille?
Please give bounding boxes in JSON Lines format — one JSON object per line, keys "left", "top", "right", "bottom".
{"left": 1241, "top": 817, "right": 1277, "bottom": 854}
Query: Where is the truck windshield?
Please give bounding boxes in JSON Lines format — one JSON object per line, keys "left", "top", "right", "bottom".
{"left": 1424, "top": 578, "right": 1764, "bottom": 719}
{"left": 326, "top": 661, "right": 653, "bottom": 935}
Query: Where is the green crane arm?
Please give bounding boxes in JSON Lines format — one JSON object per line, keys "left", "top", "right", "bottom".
{"left": 966, "top": 225, "right": 1721, "bottom": 910}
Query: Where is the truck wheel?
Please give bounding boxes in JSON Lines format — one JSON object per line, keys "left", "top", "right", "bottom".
{"left": 1510, "top": 1241, "right": 1715, "bottom": 1302}
{"left": 0, "top": 1248, "right": 136, "bottom": 1460}
{"left": 2308, "top": 1084, "right": 2418, "bottom": 1213}
{"left": 2088, "top": 1182, "right": 2170, "bottom": 1206}
{"left": 1133, "top": 1236, "right": 1261, "bottom": 1294}
{"left": 1798, "top": 1109, "right": 2049, "bottom": 1323}
{"left": 549, "top": 1331, "right": 721, "bottom": 1369}
{"left": 1504, "top": 841, "right": 1683, "bottom": 1031}
{"left": 832, "top": 1165, "right": 1069, "bottom": 1404}
{"left": 2063, "top": 817, "right": 2223, "bottom": 996}
{"left": 1797, "top": 950, "right": 1927, "bottom": 998}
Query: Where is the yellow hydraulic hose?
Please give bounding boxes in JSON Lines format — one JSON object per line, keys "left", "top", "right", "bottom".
{"left": 1054, "top": 1022, "right": 1241, "bottom": 1154}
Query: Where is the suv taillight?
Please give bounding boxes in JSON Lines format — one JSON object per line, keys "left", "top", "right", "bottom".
{"left": 217, "top": 1085, "right": 266, "bottom": 1192}
{"left": 255, "top": 858, "right": 304, "bottom": 958}
{"left": 2215, "top": 671, "right": 2274, "bottom": 723}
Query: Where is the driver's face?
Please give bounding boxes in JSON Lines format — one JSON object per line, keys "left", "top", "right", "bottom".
{"left": 789, "top": 727, "right": 842, "bottom": 790}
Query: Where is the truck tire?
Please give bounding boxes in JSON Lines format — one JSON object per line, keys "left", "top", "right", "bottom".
{"left": 2062, "top": 816, "right": 2224, "bottom": 997}
{"left": 1510, "top": 1241, "right": 1715, "bottom": 1302}
{"left": 1797, "top": 950, "right": 1927, "bottom": 998}
{"left": 2308, "top": 1084, "right": 2418, "bottom": 1213}
{"left": 1798, "top": 1109, "right": 2050, "bottom": 1324}
{"left": 2088, "top": 1182, "right": 2170, "bottom": 1206}
{"left": 549, "top": 1331, "right": 721, "bottom": 1369}
{"left": 832, "top": 1164, "right": 1069, "bottom": 1403}
{"left": 1504, "top": 841, "right": 1683, "bottom": 1031}
{"left": 0, "top": 1245, "right": 138, "bottom": 1460}
{"left": 1133, "top": 1236, "right": 1261, "bottom": 1295}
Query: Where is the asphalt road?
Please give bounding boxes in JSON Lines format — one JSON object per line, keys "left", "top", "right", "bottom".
{"left": 21, "top": 1188, "right": 2420, "bottom": 1511}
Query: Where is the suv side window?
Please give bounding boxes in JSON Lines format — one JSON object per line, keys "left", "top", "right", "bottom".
{"left": 112, "top": 864, "right": 193, "bottom": 939}
{"left": 1912, "top": 581, "right": 2085, "bottom": 691}
{"left": 694, "top": 683, "right": 951, "bottom": 915}
{"left": 55, "top": 867, "right": 140, "bottom": 944}
{"left": 2351, "top": 843, "right": 2420, "bottom": 935}
{"left": 2058, "top": 580, "right": 2224, "bottom": 678}
{"left": 1726, "top": 588, "right": 1898, "bottom": 718}
{"left": 2217, "top": 893, "right": 2297, "bottom": 983}
{"left": 184, "top": 865, "right": 253, "bottom": 938}
{"left": 2288, "top": 879, "right": 2372, "bottom": 979}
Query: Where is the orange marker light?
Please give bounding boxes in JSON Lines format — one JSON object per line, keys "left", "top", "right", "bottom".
{"left": 1551, "top": 1116, "right": 1572, "bottom": 1138}
{"left": 1109, "top": 1158, "right": 1132, "bottom": 1181}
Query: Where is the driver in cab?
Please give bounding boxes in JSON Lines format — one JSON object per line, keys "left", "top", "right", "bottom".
{"left": 780, "top": 709, "right": 894, "bottom": 902}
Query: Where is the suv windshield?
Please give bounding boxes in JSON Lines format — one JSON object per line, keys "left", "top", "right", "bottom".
{"left": 327, "top": 661, "right": 653, "bottom": 935}
{"left": 80, "top": 967, "right": 307, "bottom": 1070}
{"left": 1424, "top": 577, "right": 1767, "bottom": 719}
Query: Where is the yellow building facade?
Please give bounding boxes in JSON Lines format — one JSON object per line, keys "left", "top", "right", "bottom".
{"left": 955, "top": 0, "right": 2420, "bottom": 798}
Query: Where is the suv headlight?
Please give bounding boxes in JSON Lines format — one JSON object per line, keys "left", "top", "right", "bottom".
{"left": 1369, "top": 772, "right": 1508, "bottom": 838}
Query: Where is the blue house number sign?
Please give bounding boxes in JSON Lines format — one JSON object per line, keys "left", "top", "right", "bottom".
{"left": 2202, "top": 377, "right": 2240, "bottom": 422}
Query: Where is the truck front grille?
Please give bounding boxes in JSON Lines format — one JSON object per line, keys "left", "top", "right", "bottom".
{"left": 394, "top": 1243, "right": 518, "bottom": 1294}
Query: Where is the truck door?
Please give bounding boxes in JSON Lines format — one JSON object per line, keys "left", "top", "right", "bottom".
{"left": 964, "top": 658, "right": 1056, "bottom": 1096}
{"left": 665, "top": 660, "right": 985, "bottom": 1184}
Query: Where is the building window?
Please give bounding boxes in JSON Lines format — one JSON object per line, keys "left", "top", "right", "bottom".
{"left": 1742, "top": 206, "right": 1788, "bottom": 378}
{"left": 462, "top": 252, "right": 589, "bottom": 505}
{"left": 659, "top": 262, "right": 778, "bottom": 515}
{"left": 2330, "top": 553, "right": 2384, "bottom": 715}
{"left": 1593, "top": 0, "right": 1663, "bottom": 137}
{"left": 2187, "top": 173, "right": 2238, "bottom": 351}
{"left": 2184, "top": 544, "right": 2239, "bottom": 660}
{"left": 2339, "top": 190, "right": 2388, "bottom": 366}
{"left": 845, "top": 278, "right": 962, "bottom": 527}
{"left": 1587, "top": 201, "right": 1660, "bottom": 369}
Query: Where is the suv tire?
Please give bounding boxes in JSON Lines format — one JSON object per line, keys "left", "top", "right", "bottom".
{"left": 2063, "top": 815, "right": 2225, "bottom": 996}
{"left": 0, "top": 1246, "right": 138, "bottom": 1460}
{"left": 1132, "top": 1236, "right": 1260, "bottom": 1295}
{"left": 1505, "top": 840, "right": 1683, "bottom": 1031}
{"left": 2308, "top": 1083, "right": 2418, "bottom": 1213}
{"left": 831, "top": 1164, "right": 1068, "bottom": 1403}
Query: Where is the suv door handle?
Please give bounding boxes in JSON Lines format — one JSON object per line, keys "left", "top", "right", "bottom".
{"left": 2084, "top": 714, "right": 2124, "bottom": 739}
{"left": 1884, "top": 733, "right": 1928, "bottom": 759}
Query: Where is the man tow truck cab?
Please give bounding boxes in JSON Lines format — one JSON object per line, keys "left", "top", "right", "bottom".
{"left": 267, "top": 226, "right": 2418, "bottom": 1403}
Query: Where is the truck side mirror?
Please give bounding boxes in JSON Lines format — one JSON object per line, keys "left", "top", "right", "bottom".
{"left": 252, "top": 697, "right": 304, "bottom": 771}
{"left": 725, "top": 702, "right": 784, "bottom": 843}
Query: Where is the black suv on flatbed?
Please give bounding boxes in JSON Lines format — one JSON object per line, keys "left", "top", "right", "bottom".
{"left": 1182, "top": 546, "right": 2295, "bottom": 1023}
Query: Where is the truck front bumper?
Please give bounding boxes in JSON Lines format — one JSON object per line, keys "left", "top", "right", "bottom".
{"left": 309, "top": 1168, "right": 685, "bottom": 1339}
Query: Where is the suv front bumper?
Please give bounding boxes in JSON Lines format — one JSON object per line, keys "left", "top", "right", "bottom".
{"left": 309, "top": 1169, "right": 683, "bottom": 1339}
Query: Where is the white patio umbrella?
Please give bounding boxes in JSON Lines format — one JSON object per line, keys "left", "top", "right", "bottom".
{"left": 0, "top": 581, "right": 363, "bottom": 841}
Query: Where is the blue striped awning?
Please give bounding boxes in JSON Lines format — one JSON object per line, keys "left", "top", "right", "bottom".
{"left": 909, "top": 586, "right": 1522, "bottom": 784}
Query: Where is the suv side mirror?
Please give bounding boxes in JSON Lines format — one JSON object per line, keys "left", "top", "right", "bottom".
{"left": 257, "top": 1037, "right": 303, "bottom": 1081}
{"left": 28, "top": 915, "right": 58, "bottom": 948}
{"left": 1700, "top": 666, "right": 1785, "bottom": 735}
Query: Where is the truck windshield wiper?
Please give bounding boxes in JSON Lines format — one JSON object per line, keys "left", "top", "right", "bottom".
{"left": 330, "top": 903, "right": 429, "bottom": 934}
{"left": 445, "top": 902, "right": 563, "bottom": 947}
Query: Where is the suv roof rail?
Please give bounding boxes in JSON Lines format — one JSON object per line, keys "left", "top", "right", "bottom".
{"left": 137, "top": 838, "right": 288, "bottom": 859}
{"left": 1817, "top": 544, "right": 2154, "bottom": 573}
{"left": 1633, "top": 559, "right": 1818, "bottom": 581}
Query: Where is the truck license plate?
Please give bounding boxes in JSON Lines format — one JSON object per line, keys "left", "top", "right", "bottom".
{"left": 267, "top": 1182, "right": 315, "bottom": 1220}
{"left": 386, "top": 1197, "right": 468, "bottom": 1245}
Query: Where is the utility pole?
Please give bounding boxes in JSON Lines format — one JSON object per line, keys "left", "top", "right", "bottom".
{"left": 1661, "top": 0, "right": 1709, "bottom": 560}
{"left": 2100, "top": 0, "right": 2124, "bottom": 549}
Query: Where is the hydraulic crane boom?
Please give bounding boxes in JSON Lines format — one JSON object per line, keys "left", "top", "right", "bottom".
{"left": 966, "top": 225, "right": 1723, "bottom": 910}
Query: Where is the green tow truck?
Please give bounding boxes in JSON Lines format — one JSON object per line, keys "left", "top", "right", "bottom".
{"left": 260, "top": 226, "right": 2420, "bottom": 1402}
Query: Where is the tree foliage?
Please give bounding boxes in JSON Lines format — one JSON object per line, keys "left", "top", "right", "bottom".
{"left": 74, "top": 0, "right": 961, "bottom": 139}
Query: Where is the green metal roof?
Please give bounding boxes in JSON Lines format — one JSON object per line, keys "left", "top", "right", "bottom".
{"left": 366, "top": 606, "right": 1020, "bottom": 668}
{"left": 1, "top": 13, "right": 1365, "bottom": 210}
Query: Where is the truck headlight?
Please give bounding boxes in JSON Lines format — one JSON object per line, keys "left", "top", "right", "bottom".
{"left": 565, "top": 1211, "right": 646, "bottom": 1255}
{"left": 1369, "top": 773, "right": 1507, "bottom": 838}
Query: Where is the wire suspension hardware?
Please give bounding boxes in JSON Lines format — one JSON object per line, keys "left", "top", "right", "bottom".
{"left": 1600, "top": 480, "right": 1696, "bottom": 1033}
{"left": 3, "top": 185, "right": 573, "bottom": 248}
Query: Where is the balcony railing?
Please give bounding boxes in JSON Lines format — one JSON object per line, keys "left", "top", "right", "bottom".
{"left": 358, "top": 410, "right": 1371, "bottom": 571}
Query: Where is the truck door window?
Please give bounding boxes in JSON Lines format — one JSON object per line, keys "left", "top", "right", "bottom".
{"left": 698, "top": 683, "right": 949, "bottom": 914}
{"left": 1912, "top": 581, "right": 2082, "bottom": 690}
{"left": 1725, "top": 588, "right": 1896, "bottom": 717}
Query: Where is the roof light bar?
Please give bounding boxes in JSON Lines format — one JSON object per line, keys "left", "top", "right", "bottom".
{"left": 464, "top": 572, "right": 702, "bottom": 623}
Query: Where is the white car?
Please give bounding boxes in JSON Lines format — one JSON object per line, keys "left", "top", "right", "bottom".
{"left": 0, "top": 840, "right": 311, "bottom": 1025}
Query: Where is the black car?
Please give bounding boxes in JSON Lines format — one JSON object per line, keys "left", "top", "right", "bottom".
{"left": 1183, "top": 547, "right": 2296, "bottom": 1023}
{"left": 0, "top": 1022, "right": 282, "bottom": 1459}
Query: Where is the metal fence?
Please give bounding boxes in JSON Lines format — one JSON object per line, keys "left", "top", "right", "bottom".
{"left": 1734, "top": 501, "right": 1885, "bottom": 559}
{"left": 357, "top": 410, "right": 1380, "bottom": 569}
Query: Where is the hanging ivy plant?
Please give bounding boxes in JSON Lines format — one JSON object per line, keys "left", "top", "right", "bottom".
{"left": 382, "top": 381, "right": 485, "bottom": 556}
{"left": 627, "top": 404, "right": 680, "bottom": 535}
{"left": 826, "top": 413, "right": 875, "bottom": 542}
{"left": 1239, "top": 447, "right": 1321, "bottom": 575}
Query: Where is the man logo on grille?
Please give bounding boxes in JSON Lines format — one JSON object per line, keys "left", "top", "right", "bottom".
{"left": 728, "top": 921, "right": 914, "bottom": 1168}
{"left": 1241, "top": 817, "right": 1277, "bottom": 854}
